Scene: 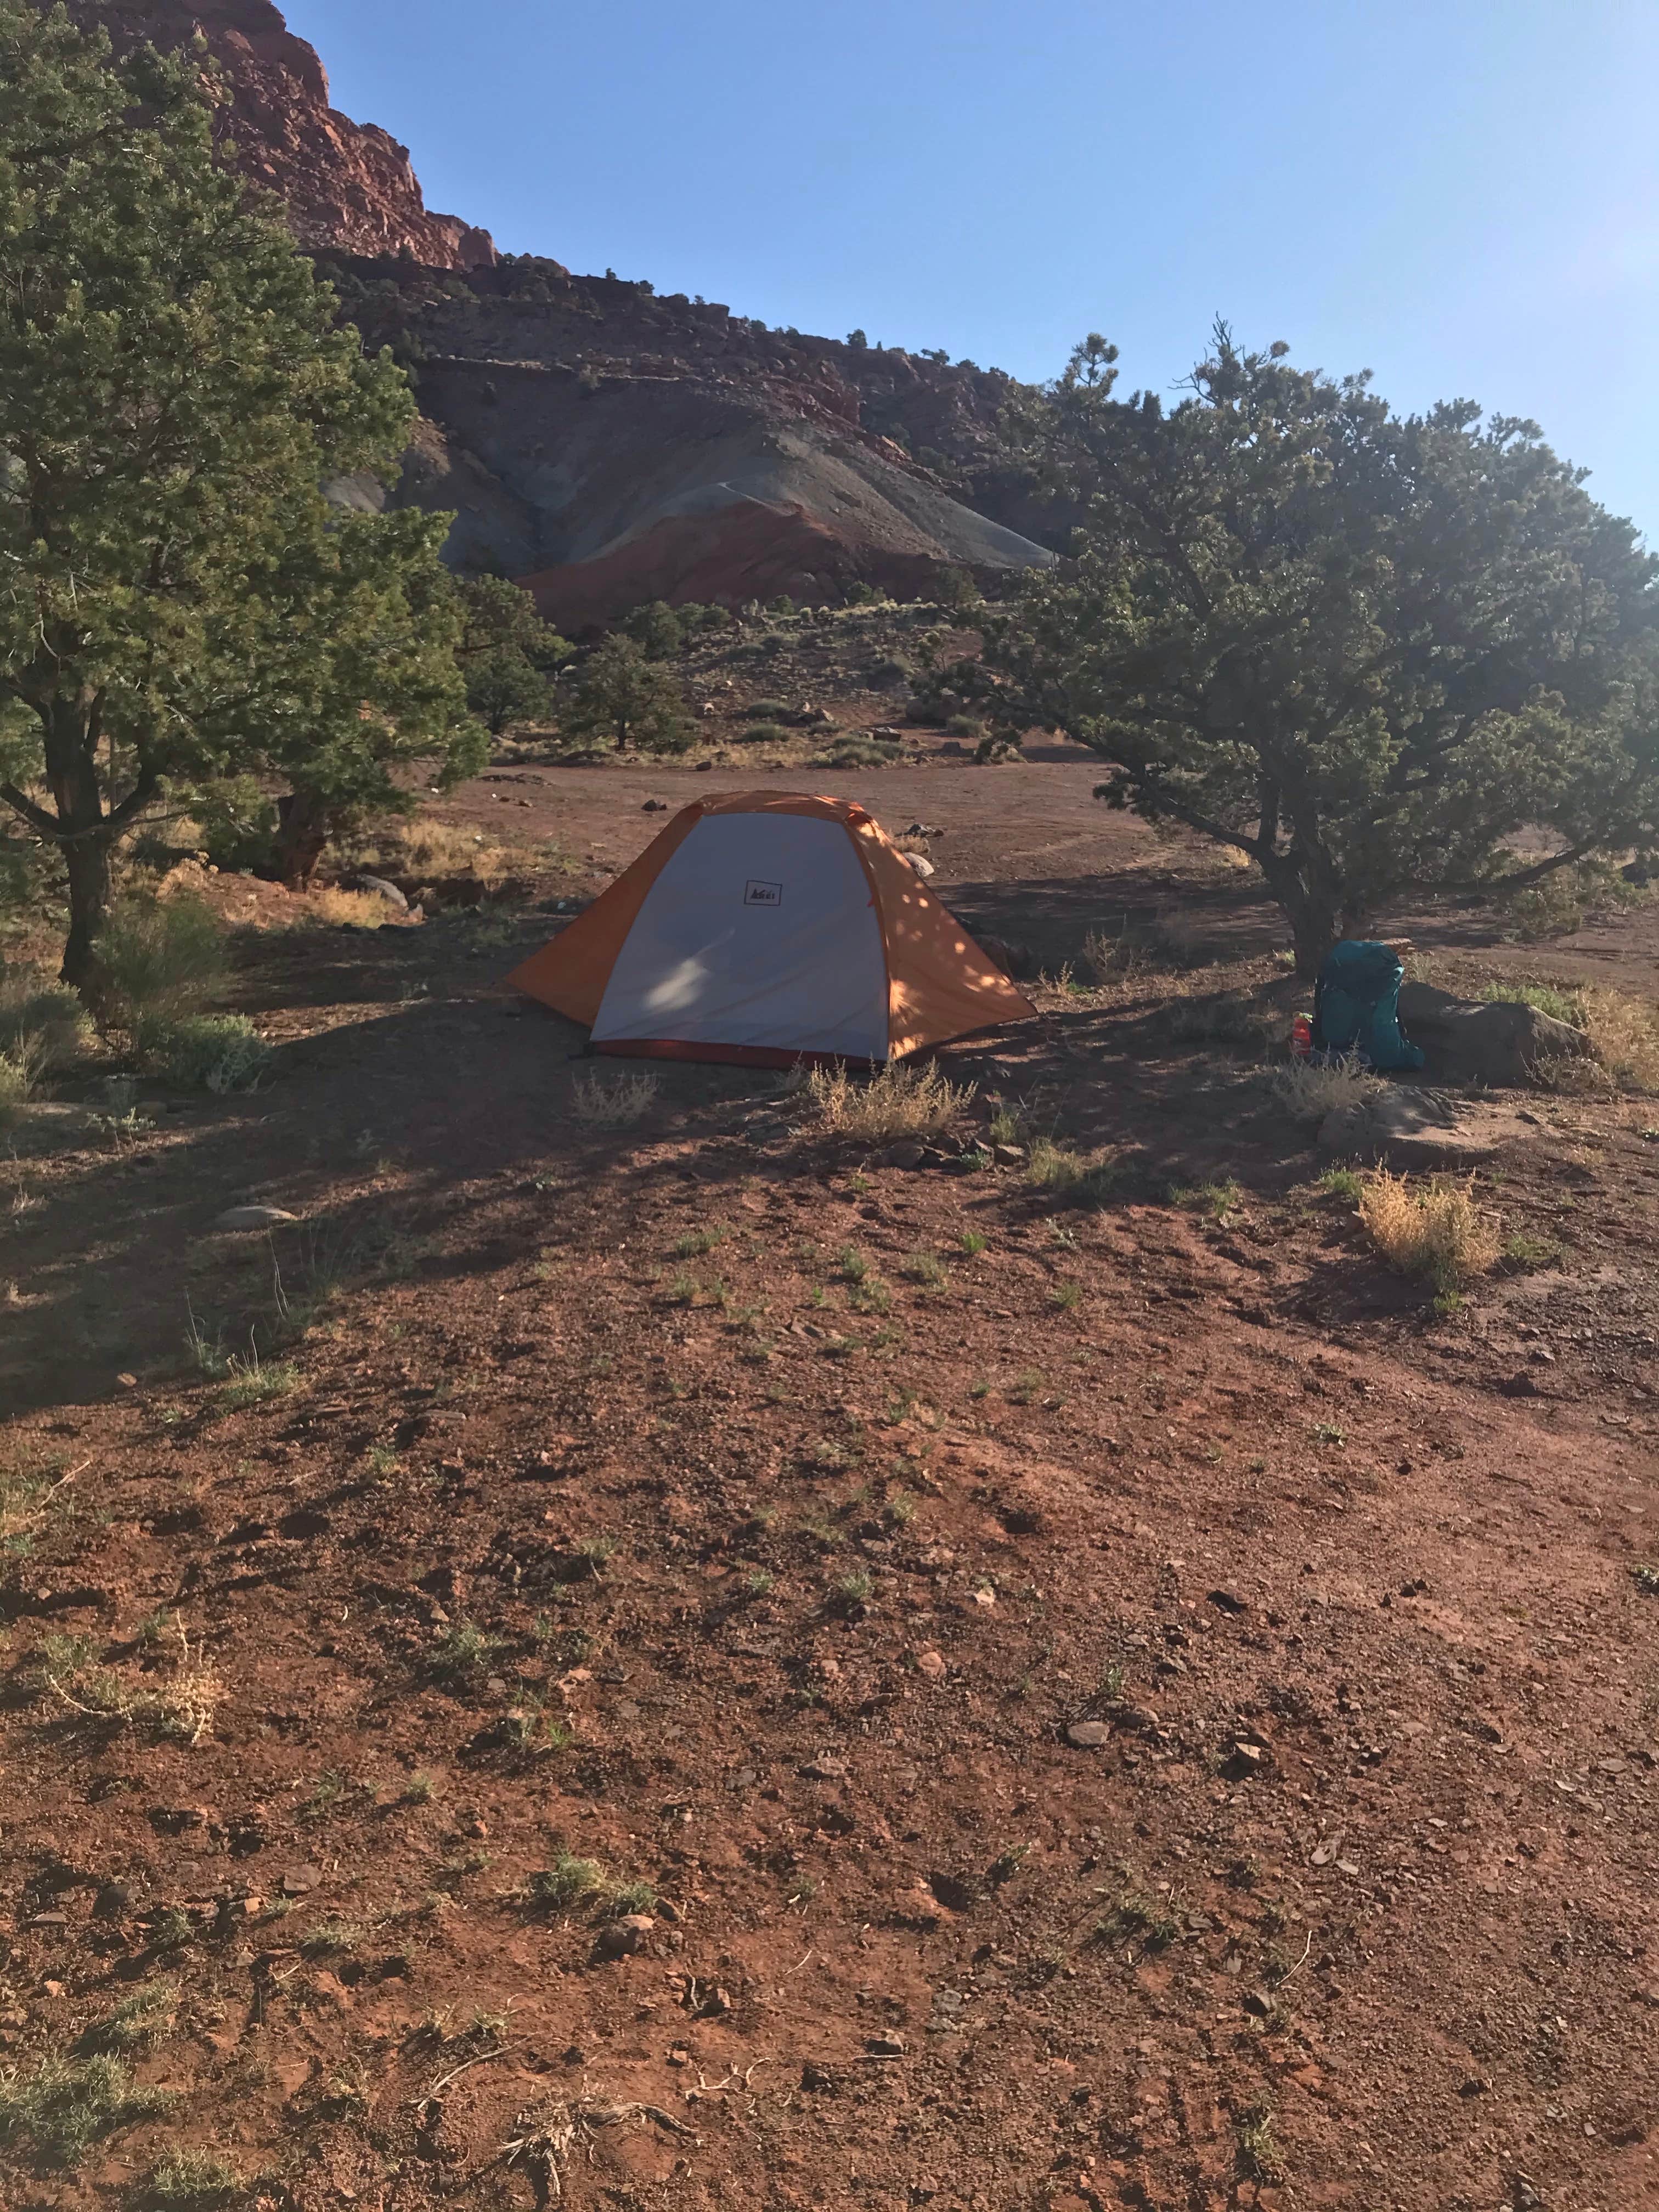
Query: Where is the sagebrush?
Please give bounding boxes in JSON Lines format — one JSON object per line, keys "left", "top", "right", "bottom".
{"left": 808, "top": 1060, "right": 974, "bottom": 1142}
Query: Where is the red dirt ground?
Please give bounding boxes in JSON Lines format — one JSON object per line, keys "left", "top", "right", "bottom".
{"left": 2, "top": 746, "right": 1656, "bottom": 2212}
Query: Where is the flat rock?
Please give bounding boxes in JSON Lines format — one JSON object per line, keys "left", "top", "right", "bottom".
{"left": 1066, "top": 1720, "right": 1111, "bottom": 1749}
{"left": 1317, "top": 1087, "right": 1537, "bottom": 1167}
{"left": 1397, "top": 980, "right": 1594, "bottom": 1088}
{"left": 215, "top": 1205, "right": 299, "bottom": 1231}
{"left": 353, "top": 872, "right": 409, "bottom": 910}
{"left": 593, "top": 1912, "right": 654, "bottom": 1960}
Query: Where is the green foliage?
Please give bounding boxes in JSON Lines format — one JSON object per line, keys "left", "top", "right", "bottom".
{"left": 0, "top": 2051, "right": 172, "bottom": 2168}
{"left": 454, "top": 576, "right": 569, "bottom": 734}
{"left": 617, "top": 599, "right": 689, "bottom": 660}
{"left": 0, "top": 5, "right": 482, "bottom": 978}
{"left": 1475, "top": 979, "right": 1585, "bottom": 1026}
{"left": 986, "top": 324, "right": 1659, "bottom": 973}
{"left": 531, "top": 1854, "right": 604, "bottom": 1910}
{"left": 0, "top": 979, "right": 89, "bottom": 1071}
{"left": 560, "top": 637, "right": 695, "bottom": 755}
{"left": 91, "top": 897, "right": 225, "bottom": 1048}
{"left": 148, "top": 1014, "right": 272, "bottom": 1094}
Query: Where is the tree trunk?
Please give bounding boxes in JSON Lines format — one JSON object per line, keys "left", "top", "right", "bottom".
{"left": 1259, "top": 851, "right": 1341, "bottom": 978}
{"left": 275, "top": 788, "right": 330, "bottom": 887}
{"left": 44, "top": 692, "right": 113, "bottom": 994}
{"left": 60, "top": 834, "right": 113, "bottom": 992}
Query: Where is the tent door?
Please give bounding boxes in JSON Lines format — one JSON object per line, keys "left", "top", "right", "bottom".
{"left": 591, "top": 813, "right": 888, "bottom": 1059}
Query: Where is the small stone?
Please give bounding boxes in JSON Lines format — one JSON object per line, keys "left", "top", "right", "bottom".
{"left": 906, "top": 854, "right": 936, "bottom": 879}
{"left": 914, "top": 1649, "right": 947, "bottom": 1680}
{"left": 1223, "top": 1741, "right": 1264, "bottom": 1778}
{"left": 594, "top": 1913, "right": 654, "bottom": 1960}
{"left": 215, "top": 1204, "right": 298, "bottom": 1232}
{"left": 354, "top": 873, "right": 409, "bottom": 911}
{"left": 866, "top": 2033, "right": 906, "bottom": 2056}
{"left": 1458, "top": 2074, "right": 1492, "bottom": 2096}
{"left": 1209, "top": 1588, "right": 1249, "bottom": 1615}
{"left": 1242, "top": 1989, "right": 1272, "bottom": 2018}
{"left": 1528, "top": 1345, "right": 1556, "bottom": 1364}
{"left": 668, "top": 2045, "right": 691, "bottom": 2066}
{"left": 1066, "top": 1720, "right": 1111, "bottom": 1750}
{"left": 882, "top": 1141, "right": 927, "bottom": 1170}
{"left": 26, "top": 1911, "right": 67, "bottom": 1929}
{"left": 280, "top": 1866, "right": 323, "bottom": 1897}
{"left": 801, "top": 1753, "right": 848, "bottom": 1781}
{"left": 992, "top": 1143, "right": 1026, "bottom": 1167}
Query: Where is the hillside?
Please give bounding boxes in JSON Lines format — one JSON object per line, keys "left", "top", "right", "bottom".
{"left": 44, "top": 0, "right": 1062, "bottom": 626}
{"left": 324, "top": 257, "right": 1059, "bottom": 626}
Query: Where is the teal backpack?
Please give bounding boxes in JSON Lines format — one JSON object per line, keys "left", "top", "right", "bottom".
{"left": 1312, "top": 941, "right": 1425, "bottom": 1072}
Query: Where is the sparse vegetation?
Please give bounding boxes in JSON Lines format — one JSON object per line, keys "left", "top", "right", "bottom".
{"left": 0, "top": 2052, "right": 173, "bottom": 2167}
{"left": 1025, "top": 1137, "right": 1115, "bottom": 1204}
{"left": 807, "top": 1059, "right": 974, "bottom": 1142}
{"left": 1269, "top": 1052, "right": 1381, "bottom": 1125}
{"left": 569, "top": 1068, "right": 662, "bottom": 1126}
{"left": 531, "top": 1854, "right": 605, "bottom": 1910}
{"left": 132, "top": 2149, "right": 247, "bottom": 2208}
{"left": 1359, "top": 1171, "right": 1503, "bottom": 1292}
{"left": 150, "top": 1013, "right": 272, "bottom": 1094}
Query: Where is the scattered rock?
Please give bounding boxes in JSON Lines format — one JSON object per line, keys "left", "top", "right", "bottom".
{"left": 882, "top": 1141, "right": 927, "bottom": 1170}
{"left": 800, "top": 1753, "right": 848, "bottom": 1781}
{"left": 1318, "top": 1086, "right": 1539, "bottom": 1166}
{"left": 866, "top": 2033, "right": 906, "bottom": 2056}
{"left": 992, "top": 1143, "right": 1026, "bottom": 1167}
{"left": 1223, "top": 1741, "right": 1265, "bottom": 1778}
{"left": 215, "top": 1205, "right": 299, "bottom": 1231}
{"left": 906, "top": 853, "right": 936, "bottom": 879}
{"left": 1208, "top": 1588, "right": 1249, "bottom": 1615}
{"left": 914, "top": 1649, "right": 947, "bottom": 1680}
{"left": 642, "top": 799, "right": 669, "bottom": 812}
{"left": 1397, "top": 980, "right": 1596, "bottom": 1087}
{"left": 593, "top": 1913, "right": 654, "bottom": 1960}
{"left": 353, "top": 872, "right": 409, "bottom": 910}
{"left": 280, "top": 1866, "right": 324, "bottom": 1897}
{"left": 1066, "top": 1720, "right": 1111, "bottom": 1749}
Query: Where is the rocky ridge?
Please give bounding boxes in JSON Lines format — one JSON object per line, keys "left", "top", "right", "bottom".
{"left": 57, "top": 0, "right": 497, "bottom": 269}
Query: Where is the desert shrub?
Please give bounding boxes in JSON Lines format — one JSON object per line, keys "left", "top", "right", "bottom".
{"left": 807, "top": 1060, "right": 974, "bottom": 1142}
{"left": 0, "top": 1046, "right": 36, "bottom": 1125}
{"left": 0, "top": 2052, "right": 173, "bottom": 2167}
{"left": 945, "top": 713, "right": 986, "bottom": 739}
{"left": 972, "top": 733, "right": 1023, "bottom": 762}
{"left": 92, "top": 896, "right": 225, "bottom": 1047}
{"left": 869, "top": 656, "right": 912, "bottom": 689}
{"left": 747, "top": 698, "right": 790, "bottom": 720}
{"left": 825, "top": 738, "right": 901, "bottom": 768}
{"left": 1165, "top": 987, "right": 1279, "bottom": 1048}
{"left": 1, "top": 980, "right": 93, "bottom": 1073}
{"left": 148, "top": 1014, "right": 272, "bottom": 1094}
{"left": 1268, "top": 1054, "right": 1382, "bottom": 1125}
{"left": 739, "top": 722, "right": 793, "bottom": 746}
{"left": 1359, "top": 1171, "right": 1502, "bottom": 1290}
{"left": 569, "top": 1068, "right": 661, "bottom": 1127}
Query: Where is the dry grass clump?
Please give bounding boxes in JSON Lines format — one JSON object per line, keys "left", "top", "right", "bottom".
{"left": 385, "top": 819, "right": 545, "bottom": 890}
{"left": 1025, "top": 1137, "right": 1116, "bottom": 1205}
{"left": 1268, "top": 1053, "right": 1382, "bottom": 1125}
{"left": 1084, "top": 912, "right": 1210, "bottom": 985}
{"left": 307, "top": 887, "right": 396, "bottom": 930}
{"left": 1358, "top": 1171, "right": 1502, "bottom": 1291}
{"left": 569, "top": 1068, "right": 662, "bottom": 1127}
{"left": 1579, "top": 985, "right": 1659, "bottom": 1092}
{"left": 807, "top": 1059, "right": 974, "bottom": 1142}
{"left": 39, "top": 1623, "right": 222, "bottom": 1746}
{"left": 91, "top": 894, "right": 225, "bottom": 1048}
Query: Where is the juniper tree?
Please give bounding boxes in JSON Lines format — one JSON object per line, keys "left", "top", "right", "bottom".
{"left": 983, "top": 326, "right": 1659, "bottom": 971}
{"left": 0, "top": 3, "right": 483, "bottom": 968}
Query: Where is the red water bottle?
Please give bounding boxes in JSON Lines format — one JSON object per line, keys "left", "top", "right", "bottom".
{"left": 1291, "top": 1014, "right": 1313, "bottom": 1060}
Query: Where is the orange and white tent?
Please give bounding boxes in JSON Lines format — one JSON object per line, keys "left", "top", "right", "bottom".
{"left": 504, "top": 791, "right": 1032, "bottom": 1067}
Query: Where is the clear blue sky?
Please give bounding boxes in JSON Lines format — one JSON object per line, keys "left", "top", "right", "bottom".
{"left": 285, "top": 0, "right": 1659, "bottom": 540}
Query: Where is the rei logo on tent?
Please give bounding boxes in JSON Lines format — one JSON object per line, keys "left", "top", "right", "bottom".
{"left": 743, "top": 879, "right": 784, "bottom": 909}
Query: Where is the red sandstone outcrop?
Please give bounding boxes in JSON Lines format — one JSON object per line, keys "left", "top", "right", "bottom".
{"left": 55, "top": 0, "right": 498, "bottom": 269}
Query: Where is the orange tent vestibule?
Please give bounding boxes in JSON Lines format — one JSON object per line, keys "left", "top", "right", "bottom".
{"left": 504, "top": 791, "right": 1034, "bottom": 1068}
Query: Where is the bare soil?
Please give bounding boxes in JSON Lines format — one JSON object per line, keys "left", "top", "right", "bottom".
{"left": 2, "top": 742, "right": 1657, "bottom": 2212}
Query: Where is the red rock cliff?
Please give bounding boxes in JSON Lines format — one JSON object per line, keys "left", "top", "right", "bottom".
{"left": 57, "top": 0, "right": 496, "bottom": 269}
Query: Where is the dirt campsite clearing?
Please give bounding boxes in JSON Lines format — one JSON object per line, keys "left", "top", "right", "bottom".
{"left": 2, "top": 735, "right": 1658, "bottom": 2212}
